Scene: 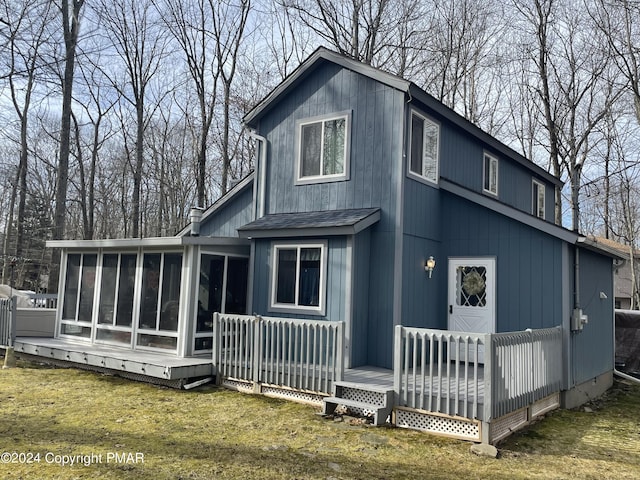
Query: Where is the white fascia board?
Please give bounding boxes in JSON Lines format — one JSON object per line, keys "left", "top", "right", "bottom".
{"left": 46, "top": 236, "right": 249, "bottom": 250}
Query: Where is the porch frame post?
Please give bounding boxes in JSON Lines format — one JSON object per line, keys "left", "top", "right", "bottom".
{"left": 393, "top": 325, "right": 403, "bottom": 406}
{"left": 481, "top": 332, "right": 493, "bottom": 444}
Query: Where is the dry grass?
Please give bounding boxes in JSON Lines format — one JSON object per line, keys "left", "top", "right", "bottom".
{"left": 0, "top": 359, "right": 639, "bottom": 479}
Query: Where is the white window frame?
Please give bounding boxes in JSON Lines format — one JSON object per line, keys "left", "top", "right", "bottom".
{"left": 483, "top": 152, "right": 499, "bottom": 196}
{"left": 532, "top": 179, "right": 546, "bottom": 219}
{"left": 295, "top": 111, "right": 351, "bottom": 185}
{"left": 270, "top": 241, "right": 327, "bottom": 315}
{"left": 408, "top": 109, "right": 440, "bottom": 185}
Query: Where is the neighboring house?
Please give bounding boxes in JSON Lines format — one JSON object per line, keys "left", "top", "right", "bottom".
{"left": 16, "top": 48, "right": 619, "bottom": 444}
{"left": 587, "top": 236, "right": 638, "bottom": 310}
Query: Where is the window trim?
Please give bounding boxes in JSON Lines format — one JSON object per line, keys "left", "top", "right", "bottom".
{"left": 295, "top": 111, "right": 351, "bottom": 185}
{"left": 532, "top": 179, "right": 546, "bottom": 219}
{"left": 407, "top": 109, "right": 440, "bottom": 186}
{"left": 269, "top": 241, "right": 327, "bottom": 315}
{"left": 483, "top": 152, "right": 499, "bottom": 196}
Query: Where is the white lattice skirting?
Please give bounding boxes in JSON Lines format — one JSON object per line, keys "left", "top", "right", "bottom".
{"left": 489, "top": 392, "right": 560, "bottom": 444}
{"left": 393, "top": 392, "right": 560, "bottom": 444}
{"left": 393, "top": 407, "right": 481, "bottom": 442}
{"left": 221, "top": 378, "right": 325, "bottom": 406}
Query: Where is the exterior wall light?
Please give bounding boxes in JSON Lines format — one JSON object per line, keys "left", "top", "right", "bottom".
{"left": 425, "top": 256, "right": 436, "bottom": 278}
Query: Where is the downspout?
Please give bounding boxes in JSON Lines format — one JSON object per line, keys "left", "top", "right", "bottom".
{"left": 248, "top": 131, "right": 267, "bottom": 220}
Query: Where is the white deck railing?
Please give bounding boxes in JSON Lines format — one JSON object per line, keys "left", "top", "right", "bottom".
{"left": 212, "top": 313, "right": 344, "bottom": 395}
{"left": 394, "top": 326, "right": 563, "bottom": 421}
{"left": 490, "top": 326, "right": 563, "bottom": 418}
{"left": 1, "top": 297, "right": 17, "bottom": 347}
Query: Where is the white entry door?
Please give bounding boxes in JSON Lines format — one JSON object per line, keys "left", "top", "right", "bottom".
{"left": 448, "top": 258, "right": 496, "bottom": 362}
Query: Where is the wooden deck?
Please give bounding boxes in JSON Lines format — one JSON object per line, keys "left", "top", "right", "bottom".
{"left": 14, "top": 337, "right": 213, "bottom": 383}
{"left": 343, "top": 364, "right": 486, "bottom": 419}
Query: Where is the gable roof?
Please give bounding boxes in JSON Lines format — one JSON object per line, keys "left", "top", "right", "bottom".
{"left": 243, "top": 47, "right": 561, "bottom": 188}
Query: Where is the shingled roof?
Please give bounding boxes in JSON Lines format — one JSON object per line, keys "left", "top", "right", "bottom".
{"left": 237, "top": 208, "right": 380, "bottom": 238}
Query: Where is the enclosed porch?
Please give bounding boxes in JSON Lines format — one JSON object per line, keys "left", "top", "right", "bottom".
{"left": 46, "top": 236, "right": 250, "bottom": 359}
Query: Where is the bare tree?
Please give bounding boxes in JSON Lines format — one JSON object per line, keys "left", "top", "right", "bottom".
{"left": 50, "top": 0, "right": 85, "bottom": 290}
{"left": 211, "top": 0, "right": 251, "bottom": 195}
{"left": 159, "top": 0, "right": 221, "bottom": 207}
{"left": 97, "top": 0, "right": 169, "bottom": 238}
{"left": 0, "top": 0, "right": 54, "bottom": 283}
{"left": 280, "top": 0, "right": 394, "bottom": 64}
{"left": 513, "top": 0, "right": 621, "bottom": 230}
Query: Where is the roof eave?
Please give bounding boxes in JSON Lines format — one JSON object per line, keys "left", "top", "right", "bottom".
{"left": 243, "top": 47, "right": 410, "bottom": 128}
{"left": 408, "top": 85, "right": 563, "bottom": 188}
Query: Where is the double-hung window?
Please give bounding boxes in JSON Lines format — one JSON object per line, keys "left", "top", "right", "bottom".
{"left": 483, "top": 153, "right": 498, "bottom": 196}
{"left": 532, "top": 179, "right": 546, "bottom": 219}
{"left": 297, "top": 112, "right": 350, "bottom": 184}
{"left": 409, "top": 110, "right": 440, "bottom": 184}
{"left": 271, "top": 242, "right": 326, "bottom": 314}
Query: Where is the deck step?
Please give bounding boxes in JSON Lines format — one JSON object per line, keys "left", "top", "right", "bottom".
{"left": 322, "top": 396, "right": 393, "bottom": 426}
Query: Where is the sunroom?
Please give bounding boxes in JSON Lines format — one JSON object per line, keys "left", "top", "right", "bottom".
{"left": 12, "top": 236, "right": 251, "bottom": 384}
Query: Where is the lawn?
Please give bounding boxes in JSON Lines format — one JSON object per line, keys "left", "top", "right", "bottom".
{"left": 0, "top": 359, "right": 639, "bottom": 479}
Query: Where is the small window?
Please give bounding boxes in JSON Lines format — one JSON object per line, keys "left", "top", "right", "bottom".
{"left": 297, "top": 113, "right": 350, "bottom": 184}
{"left": 409, "top": 111, "right": 440, "bottom": 184}
{"left": 533, "top": 179, "right": 546, "bottom": 219}
{"left": 483, "top": 153, "right": 498, "bottom": 196}
{"left": 271, "top": 242, "right": 326, "bottom": 314}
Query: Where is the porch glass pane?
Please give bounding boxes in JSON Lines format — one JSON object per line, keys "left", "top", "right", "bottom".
{"left": 62, "top": 254, "right": 80, "bottom": 320}
{"left": 137, "top": 333, "right": 177, "bottom": 350}
{"left": 96, "top": 329, "right": 131, "bottom": 345}
{"left": 159, "top": 253, "right": 182, "bottom": 332}
{"left": 98, "top": 254, "right": 118, "bottom": 325}
{"left": 298, "top": 248, "right": 320, "bottom": 307}
{"left": 197, "top": 255, "right": 224, "bottom": 333}
{"left": 77, "top": 254, "right": 97, "bottom": 322}
{"left": 276, "top": 248, "right": 297, "bottom": 304}
{"left": 115, "top": 254, "right": 136, "bottom": 327}
{"left": 226, "top": 257, "right": 248, "bottom": 314}
{"left": 139, "top": 254, "right": 161, "bottom": 330}
{"left": 61, "top": 323, "right": 91, "bottom": 338}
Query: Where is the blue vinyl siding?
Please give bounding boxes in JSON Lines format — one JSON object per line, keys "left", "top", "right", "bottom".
{"left": 258, "top": 62, "right": 403, "bottom": 232}
{"left": 251, "top": 237, "right": 347, "bottom": 322}
{"left": 401, "top": 235, "right": 445, "bottom": 330}
{"left": 199, "top": 185, "right": 253, "bottom": 237}
{"left": 350, "top": 230, "right": 371, "bottom": 367}
{"left": 365, "top": 230, "right": 396, "bottom": 368}
{"left": 441, "top": 192, "right": 564, "bottom": 332}
{"left": 571, "top": 248, "right": 614, "bottom": 385}
{"left": 414, "top": 103, "right": 556, "bottom": 222}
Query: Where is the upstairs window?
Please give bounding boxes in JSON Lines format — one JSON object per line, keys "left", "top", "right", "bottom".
{"left": 271, "top": 242, "right": 326, "bottom": 314}
{"left": 532, "top": 179, "right": 546, "bottom": 219}
{"left": 297, "top": 113, "right": 350, "bottom": 184}
{"left": 409, "top": 111, "right": 439, "bottom": 184}
{"left": 483, "top": 153, "right": 498, "bottom": 196}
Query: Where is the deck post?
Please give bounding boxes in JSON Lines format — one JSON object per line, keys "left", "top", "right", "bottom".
{"left": 212, "top": 312, "right": 221, "bottom": 384}
{"left": 481, "top": 333, "right": 493, "bottom": 444}
{"left": 335, "top": 321, "right": 344, "bottom": 383}
{"left": 252, "top": 316, "right": 262, "bottom": 385}
{"left": 393, "top": 325, "right": 403, "bottom": 406}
